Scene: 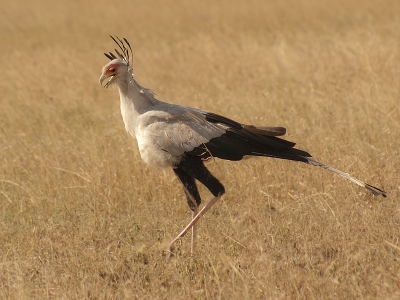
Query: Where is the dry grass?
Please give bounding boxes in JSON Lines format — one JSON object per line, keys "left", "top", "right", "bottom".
{"left": 1, "top": 0, "right": 399, "bottom": 299}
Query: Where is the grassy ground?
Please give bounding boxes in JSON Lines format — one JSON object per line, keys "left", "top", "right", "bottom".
{"left": 0, "top": 0, "right": 399, "bottom": 298}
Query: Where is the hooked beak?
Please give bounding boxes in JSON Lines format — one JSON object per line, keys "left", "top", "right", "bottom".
{"left": 99, "top": 74, "right": 116, "bottom": 88}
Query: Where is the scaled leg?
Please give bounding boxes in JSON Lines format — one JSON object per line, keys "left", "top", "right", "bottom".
{"left": 168, "top": 156, "right": 225, "bottom": 257}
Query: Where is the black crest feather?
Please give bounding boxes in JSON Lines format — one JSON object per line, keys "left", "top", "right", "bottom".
{"left": 104, "top": 35, "right": 133, "bottom": 66}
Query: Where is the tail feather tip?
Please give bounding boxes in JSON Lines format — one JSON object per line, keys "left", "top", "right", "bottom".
{"left": 366, "top": 184, "right": 387, "bottom": 198}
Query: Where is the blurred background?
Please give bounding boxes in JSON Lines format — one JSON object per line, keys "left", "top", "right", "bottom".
{"left": 0, "top": 0, "right": 399, "bottom": 298}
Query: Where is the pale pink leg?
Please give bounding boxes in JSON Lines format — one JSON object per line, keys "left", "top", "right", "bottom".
{"left": 191, "top": 209, "right": 198, "bottom": 256}
{"left": 167, "top": 195, "right": 221, "bottom": 257}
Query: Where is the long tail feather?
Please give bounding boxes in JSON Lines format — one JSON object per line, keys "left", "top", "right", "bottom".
{"left": 304, "top": 157, "right": 387, "bottom": 197}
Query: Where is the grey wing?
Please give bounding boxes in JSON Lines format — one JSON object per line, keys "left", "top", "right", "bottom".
{"left": 138, "top": 108, "right": 227, "bottom": 158}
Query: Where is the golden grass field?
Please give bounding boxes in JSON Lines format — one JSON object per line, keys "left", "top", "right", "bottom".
{"left": 1, "top": 0, "right": 399, "bottom": 298}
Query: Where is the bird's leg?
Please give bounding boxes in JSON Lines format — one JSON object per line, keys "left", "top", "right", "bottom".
{"left": 167, "top": 156, "right": 225, "bottom": 258}
{"left": 171, "top": 167, "right": 202, "bottom": 258}
{"left": 191, "top": 207, "right": 198, "bottom": 256}
{"left": 168, "top": 194, "right": 222, "bottom": 254}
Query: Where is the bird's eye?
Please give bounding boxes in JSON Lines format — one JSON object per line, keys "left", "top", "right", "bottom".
{"left": 109, "top": 67, "right": 115, "bottom": 72}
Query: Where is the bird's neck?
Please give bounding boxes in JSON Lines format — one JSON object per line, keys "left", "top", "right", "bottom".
{"left": 117, "top": 79, "right": 158, "bottom": 137}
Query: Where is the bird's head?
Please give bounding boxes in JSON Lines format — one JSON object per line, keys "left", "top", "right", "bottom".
{"left": 100, "top": 36, "right": 134, "bottom": 88}
{"left": 100, "top": 59, "right": 132, "bottom": 88}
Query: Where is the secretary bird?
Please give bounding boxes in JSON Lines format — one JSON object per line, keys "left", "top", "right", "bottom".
{"left": 99, "top": 36, "right": 387, "bottom": 256}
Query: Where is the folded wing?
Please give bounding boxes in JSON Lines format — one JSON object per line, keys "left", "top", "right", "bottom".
{"left": 140, "top": 108, "right": 311, "bottom": 163}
